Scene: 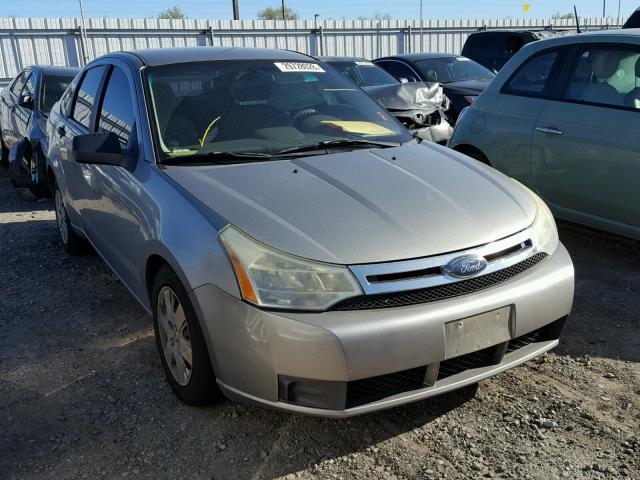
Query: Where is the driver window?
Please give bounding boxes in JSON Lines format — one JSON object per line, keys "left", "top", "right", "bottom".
{"left": 20, "top": 74, "right": 35, "bottom": 101}
{"left": 98, "top": 67, "right": 135, "bottom": 148}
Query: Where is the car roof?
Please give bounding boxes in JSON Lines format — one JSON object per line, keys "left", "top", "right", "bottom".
{"left": 376, "top": 52, "right": 459, "bottom": 62}
{"left": 26, "top": 65, "right": 79, "bottom": 77}
{"left": 317, "top": 56, "right": 368, "bottom": 62}
{"left": 517, "top": 28, "right": 640, "bottom": 47}
{"left": 124, "top": 47, "right": 316, "bottom": 67}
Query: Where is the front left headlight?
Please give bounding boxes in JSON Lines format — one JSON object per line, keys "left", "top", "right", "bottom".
{"left": 219, "top": 226, "right": 362, "bottom": 311}
{"left": 529, "top": 189, "right": 559, "bottom": 255}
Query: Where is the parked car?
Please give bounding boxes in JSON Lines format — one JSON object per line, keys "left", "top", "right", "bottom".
{"left": 47, "top": 47, "right": 574, "bottom": 416}
{"left": 462, "top": 29, "right": 578, "bottom": 72}
{"left": 0, "top": 65, "right": 78, "bottom": 195}
{"left": 449, "top": 30, "right": 640, "bottom": 240}
{"left": 462, "top": 30, "right": 540, "bottom": 72}
{"left": 319, "top": 56, "right": 453, "bottom": 143}
{"left": 623, "top": 8, "right": 640, "bottom": 28}
{"left": 374, "top": 54, "right": 495, "bottom": 120}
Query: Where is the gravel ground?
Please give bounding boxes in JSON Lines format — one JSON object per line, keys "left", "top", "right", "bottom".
{"left": 0, "top": 167, "right": 638, "bottom": 480}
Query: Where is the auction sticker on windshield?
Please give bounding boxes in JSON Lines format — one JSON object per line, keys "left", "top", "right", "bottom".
{"left": 274, "top": 62, "right": 326, "bottom": 73}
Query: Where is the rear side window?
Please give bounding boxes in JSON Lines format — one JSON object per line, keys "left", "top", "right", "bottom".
{"left": 564, "top": 46, "right": 640, "bottom": 110}
{"left": 463, "top": 34, "right": 499, "bottom": 58}
{"left": 97, "top": 67, "right": 135, "bottom": 148}
{"left": 504, "top": 35, "right": 526, "bottom": 56}
{"left": 71, "top": 65, "right": 107, "bottom": 130}
{"left": 503, "top": 50, "right": 558, "bottom": 96}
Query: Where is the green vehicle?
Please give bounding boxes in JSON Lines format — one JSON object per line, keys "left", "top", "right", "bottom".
{"left": 450, "top": 29, "right": 640, "bottom": 240}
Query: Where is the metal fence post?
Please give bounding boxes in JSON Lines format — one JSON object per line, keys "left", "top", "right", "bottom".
{"left": 209, "top": 26, "right": 215, "bottom": 46}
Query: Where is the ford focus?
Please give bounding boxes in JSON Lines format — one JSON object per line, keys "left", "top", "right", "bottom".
{"left": 46, "top": 47, "right": 574, "bottom": 416}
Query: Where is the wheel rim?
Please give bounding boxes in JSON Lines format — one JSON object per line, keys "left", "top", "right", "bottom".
{"left": 157, "top": 286, "right": 193, "bottom": 386}
{"left": 54, "top": 189, "right": 69, "bottom": 245}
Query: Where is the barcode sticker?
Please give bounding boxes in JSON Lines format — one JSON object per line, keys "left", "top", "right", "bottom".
{"left": 274, "top": 62, "right": 326, "bottom": 73}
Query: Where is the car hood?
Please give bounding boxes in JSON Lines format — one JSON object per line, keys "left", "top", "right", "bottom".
{"left": 163, "top": 144, "right": 536, "bottom": 265}
{"left": 443, "top": 78, "right": 493, "bottom": 95}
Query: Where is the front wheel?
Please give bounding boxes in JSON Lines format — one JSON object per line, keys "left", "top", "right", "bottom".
{"left": 28, "top": 150, "right": 50, "bottom": 197}
{"left": 54, "top": 182, "right": 87, "bottom": 254}
{"left": 152, "top": 265, "right": 223, "bottom": 406}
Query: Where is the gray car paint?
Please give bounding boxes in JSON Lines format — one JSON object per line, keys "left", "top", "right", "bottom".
{"left": 46, "top": 47, "right": 574, "bottom": 416}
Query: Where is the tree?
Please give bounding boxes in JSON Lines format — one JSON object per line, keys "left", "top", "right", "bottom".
{"left": 158, "top": 6, "right": 187, "bottom": 19}
{"left": 552, "top": 11, "right": 575, "bottom": 19}
{"left": 357, "top": 12, "right": 392, "bottom": 21}
{"left": 257, "top": 6, "right": 299, "bottom": 20}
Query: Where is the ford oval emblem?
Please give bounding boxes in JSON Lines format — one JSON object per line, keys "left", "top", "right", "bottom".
{"left": 442, "top": 254, "right": 488, "bottom": 278}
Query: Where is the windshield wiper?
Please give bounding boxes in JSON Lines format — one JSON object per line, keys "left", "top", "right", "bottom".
{"left": 161, "top": 151, "right": 273, "bottom": 165}
{"left": 275, "top": 139, "right": 401, "bottom": 156}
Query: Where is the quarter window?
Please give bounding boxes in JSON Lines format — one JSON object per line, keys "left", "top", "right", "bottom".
{"left": 71, "top": 65, "right": 107, "bottom": 130}
{"left": 97, "top": 67, "right": 135, "bottom": 148}
{"left": 564, "top": 46, "right": 640, "bottom": 109}
{"left": 504, "top": 51, "right": 558, "bottom": 96}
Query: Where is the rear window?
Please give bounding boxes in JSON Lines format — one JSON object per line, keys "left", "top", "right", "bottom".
{"left": 623, "top": 10, "right": 640, "bottom": 28}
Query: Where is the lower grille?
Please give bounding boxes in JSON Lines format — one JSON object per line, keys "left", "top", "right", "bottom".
{"left": 437, "top": 345, "right": 498, "bottom": 381}
{"left": 506, "top": 327, "right": 544, "bottom": 353}
{"left": 332, "top": 253, "right": 548, "bottom": 311}
{"left": 346, "top": 366, "right": 427, "bottom": 408}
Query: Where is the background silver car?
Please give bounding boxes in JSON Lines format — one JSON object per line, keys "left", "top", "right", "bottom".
{"left": 46, "top": 47, "right": 574, "bottom": 416}
{"left": 450, "top": 30, "right": 640, "bottom": 240}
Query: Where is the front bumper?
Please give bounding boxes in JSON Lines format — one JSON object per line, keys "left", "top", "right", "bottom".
{"left": 190, "top": 243, "right": 574, "bottom": 417}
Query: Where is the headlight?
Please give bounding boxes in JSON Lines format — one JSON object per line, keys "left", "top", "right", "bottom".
{"left": 529, "top": 189, "right": 559, "bottom": 255}
{"left": 219, "top": 226, "right": 362, "bottom": 311}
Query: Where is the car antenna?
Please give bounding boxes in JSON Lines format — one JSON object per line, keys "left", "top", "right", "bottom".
{"left": 574, "top": 5, "right": 582, "bottom": 33}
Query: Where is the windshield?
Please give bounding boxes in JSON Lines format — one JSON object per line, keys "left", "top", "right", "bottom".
{"left": 41, "top": 74, "right": 74, "bottom": 113}
{"left": 328, "top": 60, "right": 399, "bottom": 87}
{"left": 414, "top": 57, "right": 495, "bottom": 83}
{"left": 146, "top": 60, "right": 411, "bottom": 161}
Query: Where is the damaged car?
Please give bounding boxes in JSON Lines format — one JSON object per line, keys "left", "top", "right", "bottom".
{"left": 47, "top": 47, "right": 574, "bottom": 416}
{"left": 0, "top": 65, "right": 79, "bottom": 195}
{"left": 320, "top": 56, "right": 453, "bottom": 144}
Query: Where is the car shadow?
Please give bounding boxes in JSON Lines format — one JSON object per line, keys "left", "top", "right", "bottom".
{"left": 556, "top": 222, "right": 640, "bottom": 363}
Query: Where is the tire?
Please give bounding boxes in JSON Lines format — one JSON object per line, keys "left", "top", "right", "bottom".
{"left": 0, "top": 133, "right": 8, "bottom": 166}
{"left": 28, "top": 149, "right": 50, "bottom": 198}
{"left": 152, "top": 265, "right": 223, "bottom": 406}
{"left": 53, "top": 181, "right": 87, "bottom": 254}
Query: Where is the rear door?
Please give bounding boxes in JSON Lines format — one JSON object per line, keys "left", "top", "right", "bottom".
{"left": 54, "top": 65, "right": 109, "bottom": 223}
{"left": 480, "top": 47, "right": 564, "bottom": 184}
{"left": 531, "top": 43, "right": 640, "bottom": 237}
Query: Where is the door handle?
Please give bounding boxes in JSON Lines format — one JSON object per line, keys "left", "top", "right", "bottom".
{"left": 57, "top": 125, "right": 66, "bottom": 137}
{"left": 535, "top": 126, "right": 563, "bottom": 136}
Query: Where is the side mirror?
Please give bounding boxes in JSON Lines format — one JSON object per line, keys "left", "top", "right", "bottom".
{"left": 72, "top": 131, "right": 136, "bottom": 170}
{"left": 406, "top": 76, "right": 418, "bottom": 83}
{"left": 18, "top": 94, "right": 33, "bottom": 108}
{"left": 398, "top": 77, "right": 409, "bottom": 84}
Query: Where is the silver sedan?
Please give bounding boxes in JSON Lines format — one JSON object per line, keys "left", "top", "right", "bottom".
{"left": 46, "top": 47, "right": 574, "bottom": 416}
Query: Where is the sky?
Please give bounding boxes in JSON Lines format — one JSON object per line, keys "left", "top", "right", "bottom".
{"left": 0, "top": 0, "right": 635, "bottom": 20}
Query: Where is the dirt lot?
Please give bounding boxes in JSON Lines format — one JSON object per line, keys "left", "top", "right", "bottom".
{"left": 0, "top": 167, "right": 638, "bottom": 480}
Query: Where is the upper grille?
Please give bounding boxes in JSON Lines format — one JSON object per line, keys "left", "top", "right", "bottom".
{"left": 332, "top": 252, "right": 548, "bottom": 311}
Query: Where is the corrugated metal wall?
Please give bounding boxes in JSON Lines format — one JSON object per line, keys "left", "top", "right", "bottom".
{"left": 0, "top": 16, "right": 623, "bottom": 85}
